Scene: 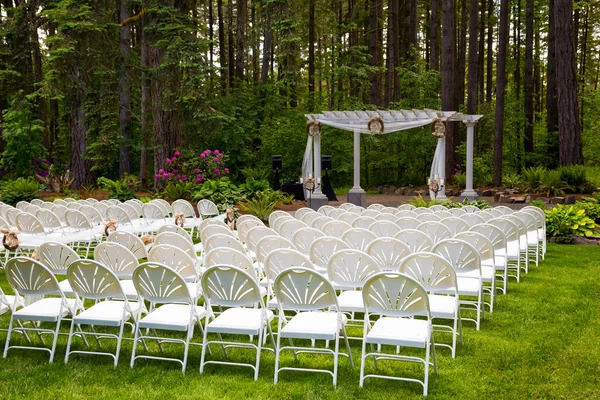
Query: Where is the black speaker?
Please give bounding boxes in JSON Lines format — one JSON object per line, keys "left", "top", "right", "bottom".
{"left": 321, "top": 155, "right": 332, "bottom": 171}
{"left": 271, "top": 155, "right": 282, "bottom": 171}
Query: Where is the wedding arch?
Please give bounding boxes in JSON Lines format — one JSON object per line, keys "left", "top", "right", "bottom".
{"left": 303, "top": 109, "right": 483, "bottom": 207}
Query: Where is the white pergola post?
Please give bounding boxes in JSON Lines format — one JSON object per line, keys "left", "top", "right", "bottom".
{"left": 348, "top": 128, "right": 366, "bottom": 206}
{"left": 309, "top": 129, "right": 328, "bottom": 210}
{"left": 461, "top": 121, "right": 478, "bottom": 199}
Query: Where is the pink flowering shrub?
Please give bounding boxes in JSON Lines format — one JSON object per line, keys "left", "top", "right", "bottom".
{"left": 155, "top": 149, "right": 229, "bottom": 184}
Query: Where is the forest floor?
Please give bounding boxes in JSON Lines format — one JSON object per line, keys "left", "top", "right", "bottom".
{"left": 0, "top": 243, "right": 598, "bottom": 399}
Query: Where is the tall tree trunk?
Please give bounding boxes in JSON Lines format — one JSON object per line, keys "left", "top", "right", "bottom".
{"left": 217, "top": 0, "right": 227, "bottom": 94}
{"left": 546, "top": 0, "right": 558, "bottom": 135}
{"left": 235, "top": 0, "right": 246, "bottom": 81}
{"left": 208, "top": 0, "right": 213, "bottom": 82}
{"left": 523, "top": 0, "right": 534, "bottom": 154}
{"left": 260, "top": 7, "right": 271, "bottom": 85}
{"left": 369, "top": 0, "right": 382, "bottom": 105}
{"left": 493, "top": 0, "right": 509, "bottom": 187}
{"left": 308, "top": 0, "right": 315, "bottom": 111}
{"left": 409, "top": 0, "right": 418, "bottom": 58}
{"left": 227, "top": 0, "right": 234, "bottom": 88}
{"left": 467, "top": 0, "right": 479, "bottom": 116}
{"left": 456, "top": 0, "right": 467, "bottom": 108}
{"left": 514, "top": 1, "right": 521, "bottom": 100}
{"left": 139, "top": 15, "right": 150, "bottom": 189}
{"left": 534, "top": 15, "right": 541, "bottom": 119}
{"left": 579, "top": 6, "right": 588, "bottom": 134}
{"left": 384, "top": 0, "right": 398, "bottom": 106}
{"left": 70, "top": 70, "right": 88, "bottom": 189}
{"left": 485, "top": 0, "right": 493, "bottom": 103}
{"left": 442, "top": 0, "right": 455, "bottom": 180}
{"left": 30, "top": 2, "right": 46, "bottom": 147}
{"left": 119, "top": 0, "right": 132, "bottom": 176}
{"left": 430, "top": 0, "right": 439, "bottom": 70}
{"left": 477, "top": 0, "right": 485, "bottom": 105}
{"left": 554, "top": 0, "right": 582, "bottom": 165}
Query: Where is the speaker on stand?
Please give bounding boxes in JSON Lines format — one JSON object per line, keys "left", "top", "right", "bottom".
{"left": 321, "top": 155, "right": 337, "bottom": 201}
{"left": 271, "top": 155, "right": 282, "bottom": 191}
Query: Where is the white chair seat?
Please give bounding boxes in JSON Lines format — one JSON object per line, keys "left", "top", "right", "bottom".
{"left": 366, "top": 317, "right": 430, "bottom": 348}
{"left": 121, "top": 279, "right": 201, "bottom": 300}
{"left": 456, "top": 277, "right": 481, "bottom": 296}
{"left": 457, "top": 266, "right": 495, "bottom": 282}
{"left": 526, "top": 231, "right": 539, "bottom": 246}
{"left": 482, "top": 258, "right": 505, "bottom": 271}
{"left": 428, "top": 294, "right": 458, "bottom": 319}
{"left": 184, "top": 218, "right": 203, "bottom": 228}
{"left": 279, "top": 311, "right": 347, "bottom": 341}
{"left": 73, "top": 300, "right": 142, "bottom": 326}
{"left": 335, "top": 291, "right": 364, "bottom": 313}
{"left": 207, "top": 307, "right": 274, "bottom": 335}
{"left": 13, "top": 298, "right": 76, "bottom": 322}
{"left": 138, "top": 304, "right": 206, "bottom": 331}
{"left": 503, "top": 242, "right": 521, "bottom": 258}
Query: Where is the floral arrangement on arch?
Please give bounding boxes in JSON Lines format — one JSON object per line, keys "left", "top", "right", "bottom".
{"left": 155, "top": 149, "right": 230, "bottom": 184}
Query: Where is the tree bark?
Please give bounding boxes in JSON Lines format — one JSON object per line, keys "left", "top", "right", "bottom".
{"left": 456, "top": 0, "right": 467, "bottom": 108}
{"left": 430, "top": 0, "right": 439, "bottom": 70}
{"left": 235, "top": 0, "right": 246, "bottom": 81}
{"left": 485, "top": 0, "right": 493, "bottom": 103}
{"left": 227, "top": 0, "right": 234, "bottom": 88}
{"left": 493, "top": 0, "right": 509, "bottom": 186}
{"left": 523, "top": 0, "right": 534, "bottom": 154}
{"left": 217, "top": 0, "right": 227, "bottom": 94}
{"left": 70, "top": 70, "right": 88, "bottom": 189}
{"left": 139, "top": 12, "right": 150, "bottom": 189}
{"left": 308, "top": 0, "right": 315, "bottom": 111}
{"left": 477, "top": 0, "right": 484, "bottom": 104}
{"left": 546, "top": 0, "right": 558, "bottom": 135}
{"left": 467, "top": 0, "right": 479, "bottom": 115}
{"left": 369, "top": 0, "right": 382, "bottom": 105}
{"left": 384, "top": 0, "right": 398, "bottom": 106}
{"left": 119, "top": 0, "right": 132, "bottom": 176}
{"left": 260, "top": 6, "right": 271, "bottom": 85}
{"left": 442, "top": 0, "right": 455, "bottom": 180}
{"left": 554, "top": 0, "right": 582, "bottom": 165}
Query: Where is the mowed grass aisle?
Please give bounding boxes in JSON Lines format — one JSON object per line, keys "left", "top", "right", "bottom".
{"left": 0, "top": 243, "right": 598, "bottom": 399}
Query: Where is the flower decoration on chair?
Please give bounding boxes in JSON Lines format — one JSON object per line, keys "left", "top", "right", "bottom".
{"left": 0, "top": 228, "right": 19, "bottom": 252}
{"left": 367, "top": 114, "right": 384, "bottom": 134}
{"left": 104, "top": 219, "right": 118, "bottom": 236}
{"left": 174, "top": 212, "right": 185, "bottom": 227}
{"left": 306, "top": 120, "right": 321, "bottom": 137}
{"left": 430, "top": 118, "right": 447, "bottom": 138}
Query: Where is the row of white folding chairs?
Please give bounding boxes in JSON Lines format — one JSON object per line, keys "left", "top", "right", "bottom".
{"left": 0, "top": 256, "right": 440, "bottom": 393}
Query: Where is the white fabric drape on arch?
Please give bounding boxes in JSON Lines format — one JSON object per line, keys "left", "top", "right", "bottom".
{"left": 301, "top": 118, "right": 444, "bottom": 196}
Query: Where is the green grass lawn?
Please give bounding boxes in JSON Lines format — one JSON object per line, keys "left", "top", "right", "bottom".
{"left": 0, "top": 243, "right": 598, "bottom": 399}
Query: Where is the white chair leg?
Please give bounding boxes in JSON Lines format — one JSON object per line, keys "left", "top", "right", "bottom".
{"left": 3, "top": 316, "right": 15, "bottom": 358}
{"left": 65, "top": 319, "right": 76, "bottom": 364}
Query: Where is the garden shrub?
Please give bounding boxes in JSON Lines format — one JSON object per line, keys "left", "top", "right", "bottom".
{"left": 409, "top": 194, "right": 438, "bottom": 208}
{"left": 574, "top": 198, "right": 600, "bottom": 223}
{"left": 530, "top": 200, "right": 546, "bottom": 209}
{"left": 193, "top": 178, "right": 242, "bottom": 212}
{"left": 239, "top": 178, "right": 271, "bottom": 199}
{"left": 156, "top": 149, "right": 229, "bottom": 185}
{"left": 545, "top": 205, "right": 596, "bottom": 242}
{"left": 162, "top": 182, "right": 195, "bottom": 201}
{"left": 558, "top": 165, "right": 594, "bottom": 194}
{"left": 522, "top": 166, "right": 546, "bottom": 193}
{"left": 97, "top": 175, "right": 137, "bottom": 201}
{"left": 539, "top": 170, "right": 569, "bottom": 197}
{"left": 0, "top": 178, "right": 40, "bottom": 206}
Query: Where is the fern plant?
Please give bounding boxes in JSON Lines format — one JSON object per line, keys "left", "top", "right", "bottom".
{"left": 522, "top": 166, "right": 547, "bottom": 193}
{"left": 0, "top": 178, "right": 40, "bottom": 206}
{"left": 409, "top": 194, "right": 438, "bottom": 207}
{"left": 540, "top": 170, "right": 569, "bottom": 197}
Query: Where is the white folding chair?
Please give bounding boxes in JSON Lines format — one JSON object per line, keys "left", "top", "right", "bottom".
{"left": 317, "top": 205, "right": 335, "bottom": 216}
{"left": 131, "top": 262, "right": 208, "bottom": 372}
{"left": 294, "top": 207, "right": 315, "bottom": 220}
{"left": 274, "top": 267, "right": 353, "bottom": 387}
{"left": 200, "top": 265, "right": 275, "bottom": 380}
{"left": 432, "top": 239, "right": 483, "bottom": 330}
{"left": 237, "top": 219, "right": 264, "bottom": 244}
{"left": 292, "top": 227, "right": 325, "bottom": 253}
{"left": 469, "top": 223, "right": 509, "bottom": 294}
{"left": 395, "top": 217, "right": 421, "bottom": 230}
{"left": 360, "top": 210, "right": 380, "bottom": 219}
{"left": 107, "top": 231, "right": 149, "bottom": 259}
{"left": 278, "top": 219, "right": 308, "bottom": 240}
{"left": 460, "top": 212, "right": 486, "bottom": 227}
{"left": 395, "top": 229, "right": 434, "bottom": 252}
{"left": 3, "top": 257, "right": 79, "bottom": 362}
{"left": 366, "top": 237, "right": 411, "bottom": 271}
{"left": 369, "top": 220, "right": 402, "bottom": 237}
{"left": 367, "top": 203, "right": 385, "bottom": 211}
{"left": 309, "top": 236, "right": 349, "bottom": 272}
{"left": 268, "top": 210, "right": 290, "bottom": 228}
{"left": 327, "top": 208, "right": 347, "bottom": 220}
{"left": 338, "top": 203, "right": 355, "bottom": 211}
{"left": 342, "top": 228, "right": 377, "bottom": 251}
{"left": 322, "top": 220, "right": 352, "bottom": 237}
{"left": 359, "top": 272, "right": 437, "bottom": 396}
{"left": 352, "top": 216, "right": 377, "bottom": 230}
{"left": 397, "top": 204, "right": 416, "bottom": 211}
{"left": 38, "top": 241, "right": 81, "bottom": 296}
{"left": 417, "top": 221, "right": 453, "bottom": 244}
{"left": 197, "top": 199, "right": 219, "bottom": 219}
{"left": 440, "top": 217, "right": 470, "bottom": 236}
{"left": 400, "top": 253, "right": 461, "bottom": 358}
{"left": 338, "top": 212, "right": 360, "bottom": 225}
{"left": 65, "top": 260, "right": 143, "bottom": 366}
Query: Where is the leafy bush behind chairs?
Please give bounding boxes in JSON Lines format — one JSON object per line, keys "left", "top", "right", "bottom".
{"left": 97, "top": 174, "right": 137, "bottom": 201}
{"left": 241, "top": 190, "right": 294, "bottom": 223}
{"left": 522, "top": 166, "right": 547, "bottom": 193}
{"left": 0, "top": 178, "right": 40, "bottom": 206}
{"left": 162, "top": 182, "right": 195, "bottom": 201}
{"left": 441, "top": 198, "right": 490, "bottom": 209}
{"left": 192, "top": 178, "right": 242, "bottom": 212}
{"left": 558, "top": 165, "right": 595, "bottom": 194}
{"left": 545, "top": 205, "right": 597, "bottom": 243}
{"left": 239, "top": 178, "right": 271, "bottom": 199}
{"left": 539, "top": 170, "right": 570, "bottom": 197}
{"left": 573, "top": 197, "right": 600, "bottom": 223}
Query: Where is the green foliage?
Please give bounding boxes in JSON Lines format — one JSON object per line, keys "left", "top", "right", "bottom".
{"left": 453, "top": 174, "right": 466, "bottom": 189}
{"left": 530, "top": 200, "right": 546, "bottom": 209}
{"left": 162, "top": 182, "right": 195, "bottom": 201}
{"left": 545, "top": 205, "right": 596, "bottom": 240}
{"left": 239, "top": 178, "right": 271, "bottom": 199}
{"left": 97, "top": 175, "right": 136, "bottom": 201}
{"left": 193, "top": 178, "right": 242, "bottom": 212}
{"left": 539, "top": 170, "right": 569, "bottom": 197}
{"left": 139, "top": 196, "right": 152, "bottom": 204}
{"left": 1, "top": 96, "right": 45, "bottom": 177}
{"left": 558, "top": 165, "right": 594, "bottom": 194}
{"left": 409, "top": 194, "right": 438, "bottom": 208}
{"left": 574, "top": 198, "right": 600, "bottom": 223}
{"left": 522, "top": 166, "right": 547, "bottom": 193}
{"left": 0, "top": 178, "right": 40, "bottom": 206}
{"left": 440, "top": 198, "right": 490, "bottom": 210}
{"left": 502, "top": 173, "right": 523, "bottom": 188}
{"left": 241, "top": 195, "right": 282, "bottom": 224}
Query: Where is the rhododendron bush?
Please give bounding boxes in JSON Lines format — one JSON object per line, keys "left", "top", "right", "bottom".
{"left": 154, "top": 149, "right": 229, "bottom": 184}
